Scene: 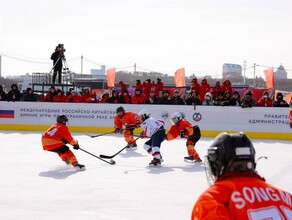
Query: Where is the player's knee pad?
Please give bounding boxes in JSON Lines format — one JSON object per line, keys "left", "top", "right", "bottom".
{"left": 192, "top": 125, "right": 201, "bottom": 143}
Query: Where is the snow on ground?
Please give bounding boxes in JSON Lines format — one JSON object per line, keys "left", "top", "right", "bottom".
{"left": 0, "top": 131, "right": 291, "bottom": 220}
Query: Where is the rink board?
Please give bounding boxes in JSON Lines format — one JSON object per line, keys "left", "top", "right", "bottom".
{"left": 0, "top": 102, "right": 291, "bottom": 140}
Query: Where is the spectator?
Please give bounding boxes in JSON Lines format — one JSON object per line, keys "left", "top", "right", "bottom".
{"left": 156, "top": 91, "right": 164, "bottom": 104}
{"left": 185, "top": 90, "right": 201, "bottom": 105}
{"left": 143, "top": 79, "right": 153, "bottom": 97}
{"left": 190, "top": 78, "right": 201, "bottom": 98}
{"left": 171, "top": 90, "right": 184, "bottom": 105}
{"left": 23, "top": 88, "right": 37, "bottom": 102}
{"left": 146, "top": 91, "right": 158, "bottom": 104}
{"left": 223, "top": 91, "right": 231, "bottom": 106}
{"left": 221, "top": 79, "right": 233, "bottom": 94}
{"left": 212, "top": 81, "right": 223, "bottom": 99}
{"left": 154, "top": 78, "right": 164, "bottom": 96}
{"left": 191, "top": 132, "right": 292, "bottom": 219}
{"left": 0, "top": 85, "right": 7, "bottom": 101}
{"left": 273, "top": 92, "right": 289, "bottom": 107}
{"left": 7, "top": 83, "right": 21, "bottom": 102}
{"left": 108, "top": 90, "right": 119, "bottom": 103}
{"left": 132, "top": 88, "right": 147, "bottom": 104}
{"left": 214, "top": 91, "right": 226, "bottom": 106}
{"left": 53, "top": 89, "right": 67, "bottom": 102}
{"left": 229, "top": 91, "right": 241, "bottom": 106}
{"left": 202, "top": 92, "right": 214, "bottom": 106}
{"left": 241, "top": 90, "right": 257, "bottom": 108}
{"left": 44, "top": 86, "right": 57, "bottom": 102}
{"left": 100, "top": 92, "right": 109, "bottom": 103}
{"left": 81, "top": 88, "right": 92, "bottom": 103}
{"left": 118, "top": 81, "right": 128, "bottom": 93}
{"left": 257, "top": 91, "right": 273, "bottom": 107}
{"left": 199, "top": 78, "right": 210, "bottom": 102}
{"left": 118, "top": 90, "right": 132, "bottom": 104}
{"left": 135, "top": 80, "right": 144, "bottom": 91}
{"left": 67, "top": 90, "right": 82, "bottom": 103}
{"left": 161, "top": 90, "right": 172, "bottom": 105}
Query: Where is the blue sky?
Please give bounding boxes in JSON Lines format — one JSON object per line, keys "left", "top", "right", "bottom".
{"left": 0, "top": 0, "right": 292, "bottom": 78}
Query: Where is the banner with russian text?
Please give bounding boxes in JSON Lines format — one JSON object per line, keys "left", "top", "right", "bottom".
{"left": 174, "top": 68, "right": 186, "bottom": 87}
{"left": 106, "top": 68, "right": 116, "bottom": 87}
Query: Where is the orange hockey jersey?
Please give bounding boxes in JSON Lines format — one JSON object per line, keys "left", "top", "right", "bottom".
{"left": 42, "top": 123, "right": 78, "bottom": 151}
{"left": 192, "top": 172, "right": 292, "bottom": 220}
{"left": 166, "top": 119, "right": 194, "bottom": 140}
{"left": 114, "top": 112, "right": 140, "bottom": 129}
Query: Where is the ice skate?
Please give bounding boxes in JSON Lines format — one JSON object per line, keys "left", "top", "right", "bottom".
{"left": 73, "top": 163, "right": 86, "bottom": 171}
{"left": 184, "top": 155, "right": 194, "bottom": 163}
{"left": 126, "top": 142, "right": 137, "bottom": 151}
{"left": 193, "top": 158, "right": 202, "bottom": 164}
{"left": 149, "top": 158, "right": 162, "bottom": 167}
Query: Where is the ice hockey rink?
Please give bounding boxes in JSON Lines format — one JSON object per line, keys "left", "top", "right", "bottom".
{"left": 0, "top": 131, "right": 291, "bottom": 220}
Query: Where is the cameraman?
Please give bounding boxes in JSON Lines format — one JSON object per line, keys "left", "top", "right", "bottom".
{"left": 51, "top": 45, "right": 64, "bottom": 84}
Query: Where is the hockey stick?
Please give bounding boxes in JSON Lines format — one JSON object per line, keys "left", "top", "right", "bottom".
{"left": 79, "top": 148, "right": 116, "bottom": 165}
{"left": 86, "top": 126, "right": 137, "bottom": 138}
{"left": 99, "top": 137, "right": 140, "bottom": 159}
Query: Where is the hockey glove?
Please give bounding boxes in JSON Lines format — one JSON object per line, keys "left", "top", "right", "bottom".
{"left": 73, "top": 141, "right": 80, "bottom": 150}
{"left": 61, "top": 138, "right": 69, "bottom": 144}
{"left": 180, "top": 129, "right": 187, "bottom": 138}
{"left": 114, "top": 127, "right": 121, "bottom": 134}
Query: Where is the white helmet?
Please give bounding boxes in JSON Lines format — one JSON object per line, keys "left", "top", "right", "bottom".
{"left": 138, "top": 109, "right": 150, "bottom": 122}
{"left": 170, "top": 112, "right": 182, "bottom": 123}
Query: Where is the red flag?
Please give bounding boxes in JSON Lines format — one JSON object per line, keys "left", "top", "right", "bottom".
{"left": 174, "top": 68, "right": 186, "bottom": 87}
{"left": 264, "top": 67, "right": 274, "bottom": 89}
{"left": 106, "top": 68, "right": 116, "bottom": 87}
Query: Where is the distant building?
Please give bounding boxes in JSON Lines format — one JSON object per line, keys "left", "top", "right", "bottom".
{"left": 274, "top": 64, "right": 287, "bottom": 79}
{"left": 222, "top": 63, "right": 242, "bottom": 80}
{"left": 90, "top": 65, "right": 105, "bottom": 76}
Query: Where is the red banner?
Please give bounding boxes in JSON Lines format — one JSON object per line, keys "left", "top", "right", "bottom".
{"left": 174, "top": 68, "right": 186, "bottom": 87}
{"left": 106, "top": 68, "right": 116, "bottom": 88}
{"left": 264, "top": 67, "right": 274, "bottom": 89}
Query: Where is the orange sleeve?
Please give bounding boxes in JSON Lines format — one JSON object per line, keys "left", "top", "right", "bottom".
{"left": 60, "top": 126, "right": 77, "bottom": 146}
{"left": 125, "top": 112, "right": 140, "bottom": 127}
{"left": 114, "top": 116, "right": 122, "bottom": 129}
{"left": 166, "top": 125, "right": 179, "bottom": 141}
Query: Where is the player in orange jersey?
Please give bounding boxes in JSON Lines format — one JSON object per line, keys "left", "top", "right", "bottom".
{"left": 192, "top": 132, "right": 292, "bottom": 220}
{"left": 166, "top": 112, "right": 202, "bottom": 164}
{"left": 114, "top": 106, "right": 141, "bottom": 150}
{"left": 41, "top": 115, "right": 85, "bottom": 170}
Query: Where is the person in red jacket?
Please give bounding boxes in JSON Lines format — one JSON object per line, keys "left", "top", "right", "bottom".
{"left": 118, "top": 90, "right": 132, "bottom": 104}
{"left": 131, "top": 88, "right": 147, "bottom": 104}
{"left": 190, "top": 78, "right": 201, "bottom": 98}
{"left": 199, "top": 78, "right": 210, "bottom": 102}
{"left": 81, "top": 88, "right": 92, "bottom": 103}
{"left": 257, "top": 91, "right": 273, "bottom": 107}
{"left": 118, "top": 81, "right": 128, "bottom": 93}
{"left": 143, "top": 79, "right": 153, "bottom": 97}
{"left": 53, "top": 89, "right": 67, "bottom": 102}
{"left": 212, "top": 80, "right": 224, "bottom": 99}
{"left": 154, "top": 78, "right": 164, "bottom": 96}
{"left": 166, "top": 112, "right": 202, "bottom": 163}
{"left": 41, "top": 115, "right": 85, "bottom": 170}
{"left": 44, "top": 86, "right": 57, "bottom": 102}
{"left": 114, "top": 106, "right": 141, "bottom": 150}
{"left": 192, "top": 132, "right": 292, "bottom": 220}
{"left": 135, "top": 80, "right": 144, "bottom": 91}
{"left": 66, "top": 90, "right": 82, "bottom": 103}
{"left": 221, "top": 79, "right": 233, "bottom": 94}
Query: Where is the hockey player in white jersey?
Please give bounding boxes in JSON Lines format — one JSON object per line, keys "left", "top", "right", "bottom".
{"left": 138, "top": 109, "right": 166, "bottom": 166}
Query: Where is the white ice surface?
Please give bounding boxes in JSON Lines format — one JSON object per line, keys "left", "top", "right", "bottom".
{"left": 0, "top": 131, "right": 291, "bottom": 220}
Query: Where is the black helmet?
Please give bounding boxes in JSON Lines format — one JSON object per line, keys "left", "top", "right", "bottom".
{"left": 116, "top": 106, "right": 125, "bottom": 114}
{"left": 138, "top": 109, "right": 150, "bottom": 122}
{"left": 57, "top": 115, "right": 68, "bottom": 124}
{"left": 207, "top": 132, "right": 256, "bottom": 179}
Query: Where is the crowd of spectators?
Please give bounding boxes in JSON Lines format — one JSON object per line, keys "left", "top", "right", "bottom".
{"left": 0, "top": 78, "right": 291, "bottom": 108}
